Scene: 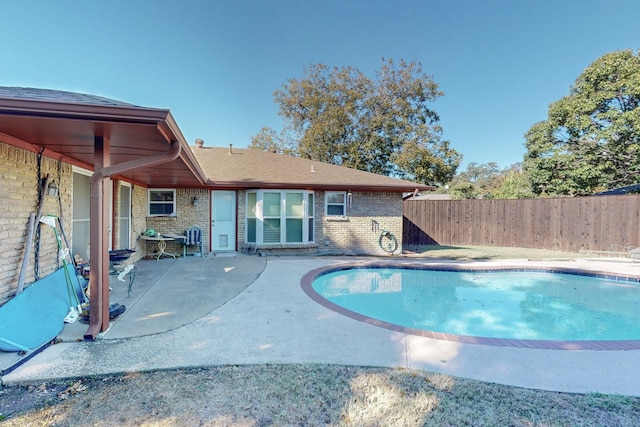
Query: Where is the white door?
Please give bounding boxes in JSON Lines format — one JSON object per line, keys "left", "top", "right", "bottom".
{"left": 211, "top": 190, "right": 236, "bottom": 251}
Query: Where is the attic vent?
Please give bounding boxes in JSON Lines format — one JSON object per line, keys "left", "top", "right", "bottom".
{"left": 310, "top": 165, "right": 316, "bottom": 173}
{"left": 228, "top": 143, "right": 233, "bottom": 155}
{"left": 195, "top": 138, "right": 204, "bottom": 149}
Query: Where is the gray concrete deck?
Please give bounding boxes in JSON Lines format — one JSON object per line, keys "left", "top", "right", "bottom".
{"left": 2, "top": 254, "right": 640, "bottom": 397}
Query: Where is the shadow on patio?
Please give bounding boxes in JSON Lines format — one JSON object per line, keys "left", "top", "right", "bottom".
{"left": 59, "top": 253, "right": 266, "bottom": 341}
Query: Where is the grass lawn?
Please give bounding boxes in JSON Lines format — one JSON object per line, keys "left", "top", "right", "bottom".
{"left": 403, "top": 244, "right": 590, "bottom": 260}
{"left": 2, "top": 365, "right": 639, "bottom": 426}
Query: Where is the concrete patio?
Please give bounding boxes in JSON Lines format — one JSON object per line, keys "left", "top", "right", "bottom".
{"left": 2, "top": 254, "right": 640, "bottom": 397}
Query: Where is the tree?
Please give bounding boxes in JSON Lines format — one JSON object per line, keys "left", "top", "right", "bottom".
{"left": 488, "top": 167, "right": 534, "bottom": 199}
{"left": 446, "top": 162, "right": 533, "bottom": 199}
{"left": 269, "top": 58, "right": 461, "bottom": 185}
{"left": 249, "top": 127, "right": 282, "bottom": 153}
{"left": 448, "top": 182, "right": 481, "bottom": 200}
{"left": 447, "top": 162, "right": 500, "bottom": 199}
{"left": 249, "top": 126, "right": 299, "bottom": 154}
{"left": 457, "top": 162, "right": 501, "bottom": 188}
{"left": 524, "top": 49, "right": 640, "bottom": 196}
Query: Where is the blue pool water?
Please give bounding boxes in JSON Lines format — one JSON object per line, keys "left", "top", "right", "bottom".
{"left": 311, "top": 267, "right": 640, "bottom": 341}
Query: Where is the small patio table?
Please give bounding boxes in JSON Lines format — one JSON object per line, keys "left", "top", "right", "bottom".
{"left": 140, "top": 235, "right": 179, "bottom": 260}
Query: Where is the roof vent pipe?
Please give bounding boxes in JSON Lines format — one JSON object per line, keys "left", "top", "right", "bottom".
{"left": 228, "top": 143, "right": 233, "bottom": 155}
{"left": 195, "top": 138, "right": 204, "bottom": 149}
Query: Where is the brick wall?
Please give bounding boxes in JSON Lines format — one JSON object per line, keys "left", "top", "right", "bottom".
{"left": 235, "top": 189, "right": 403, "bottom": 256}
{"left": 1, "top": 139, "right": 406, "bottom": 307}
{"left": 317, "top": 191, "right": 403, "bottom": 256}
{"left": 0, "top": 141, "right": 216, "bottom": 304}
{"left": 140, "top": 189, "right": 210, "bottom": 257}
{"left": 0, "top": 142, "right": 73, "bottom": 305}
{"left": 237, "top": 189, "right": 246, "bottom": 250}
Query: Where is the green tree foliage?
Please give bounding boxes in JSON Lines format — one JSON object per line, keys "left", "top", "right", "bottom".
{"left": 249, "top": 127, "right": 283, "bottom": 153}
{"left": 447, "top": 162, "right": 533, "bottom": 199}
{"left": 488, "top": 168, "right": 534, "bottom": 199}
{"left": 269, "top": 58, "right": 461, "bottom": 185}
{"left": 457, "top": 162, "right": 501, "bottom": 188}
{"left": 250, "top": 126, "right": 299, "bottom": 156}
{"left": 448, "top": 182, "right": 480, "bottom": 200}
{"left": 448, "top": 162, "right": 499, "bottom": 199}
{"left": 524, "top": 49, "right": 640, "bottom": 196}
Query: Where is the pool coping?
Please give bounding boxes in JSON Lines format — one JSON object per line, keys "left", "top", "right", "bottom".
{"left": 300, "top": 261, "right": 640, "bottom": 351}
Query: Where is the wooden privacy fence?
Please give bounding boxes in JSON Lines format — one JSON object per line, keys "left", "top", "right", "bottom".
{"left": 403, "top": 195, "right": 640, "bottom": 253}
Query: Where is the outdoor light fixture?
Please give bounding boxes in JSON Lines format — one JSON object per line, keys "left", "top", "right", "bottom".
{"left": 347, "top": 190, "right": 352, "bottom": 208}
{"left": 192, "top": 196, "right": 199, "bottom": 207}
{"left": 46, "top": 181, "right": 59, "bottom": 197}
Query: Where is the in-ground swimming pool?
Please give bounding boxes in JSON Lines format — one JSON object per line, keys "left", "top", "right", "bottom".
{"left": 301, "top": 264, "right": 640, "bottom": 350}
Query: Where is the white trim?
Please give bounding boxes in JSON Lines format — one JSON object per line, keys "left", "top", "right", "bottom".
{"left": 325, "top": 191, "right": 347, "bottom": 217}
{"left": 71, "top": 165, "right": 93, "bottom": 176}
{"left": 118, "top": 183, "right": 132, "bottom": 249}
{"left": 147, "top": 188, "right": 176, "bottom": 217}
{"left": 72, "top": 171, "right": 91, "bottom": 261}
{"left": 211, "top": 190, "right": 237, "bottom": 252}
{"left": 246, "top": 190, "right": 314, "bottom": 245}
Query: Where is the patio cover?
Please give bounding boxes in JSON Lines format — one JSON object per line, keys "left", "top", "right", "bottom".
{"left": 0, "top": 87, "right": 207, "bottom": 339}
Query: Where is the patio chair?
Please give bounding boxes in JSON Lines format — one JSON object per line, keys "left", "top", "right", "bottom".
{"left": 182, "top": 226, "right": 203, "bottom": 257}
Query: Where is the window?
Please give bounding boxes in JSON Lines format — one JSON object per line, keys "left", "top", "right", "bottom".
{"left": 263, "top": 192, "right": 281, "bottom": 243}
{"left": 285, "top": 192, "right": 304, "bottom": 243}
{"left": 308, "top": 193, "right": 314, "bottom": 241}
{"left": 148, "top": 189, "right": 176, "bottom": 216}
{"left": 246, "top": 190, "right": 314, "bottom": 244}
{"left": 325, "top": 191, "right": 346, "bottom": 216}
{"left": 246, "top": 192, "right": 257, "bottom": 243}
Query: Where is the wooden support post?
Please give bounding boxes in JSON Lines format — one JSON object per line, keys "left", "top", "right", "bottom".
{"left": 85, "top": 136, "right": 111, "bottom": 340}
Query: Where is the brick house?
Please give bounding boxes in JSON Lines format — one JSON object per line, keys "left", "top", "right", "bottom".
{"left": 0, "top": 87, "right": 431, "bottom": 337}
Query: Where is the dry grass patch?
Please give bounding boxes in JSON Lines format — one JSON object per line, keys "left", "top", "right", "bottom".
{"left": 2, "top": 365, "right": 639, "bottom": 426}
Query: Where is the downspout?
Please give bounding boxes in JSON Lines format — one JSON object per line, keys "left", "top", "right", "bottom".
{"left": 92, "top": 140, "right": 181, "bottom": 181}
{"left": 84, "top": 140, "right": 181, "bottom": 340}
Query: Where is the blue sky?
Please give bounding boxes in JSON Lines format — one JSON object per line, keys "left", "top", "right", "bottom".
{"left": 2, "top": 1, "right": 639, "bottom": 171}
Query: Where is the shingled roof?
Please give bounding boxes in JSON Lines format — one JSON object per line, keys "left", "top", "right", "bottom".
{"left": 0, "top": 87, "right": 431, "bottom": 191}
{"left": 0, "top": 87, "right": 137, "bottom": 107}
{"left": 0, "top": 86, "right": 207, "bottom": 187}
{"left": 192, "top": 145, "right": 432, "bottom": 192}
